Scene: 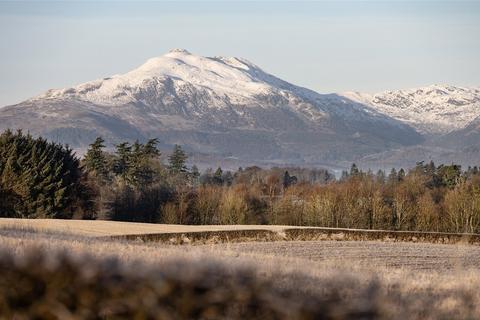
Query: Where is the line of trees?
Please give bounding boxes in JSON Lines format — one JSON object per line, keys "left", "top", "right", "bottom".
{"left": 2, "top": 130, "right": 480, "bottom": 233}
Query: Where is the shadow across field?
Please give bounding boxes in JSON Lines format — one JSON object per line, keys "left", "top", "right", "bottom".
{"left": 108, "top": 227, "right": 480, "bottom": 245}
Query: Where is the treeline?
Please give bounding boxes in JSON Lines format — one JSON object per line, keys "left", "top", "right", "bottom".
{"left": 1, "top": 130, "right": 480, "bottom": 233}
{"left": 80, "top": 136, "right": 333, "bottom": 224}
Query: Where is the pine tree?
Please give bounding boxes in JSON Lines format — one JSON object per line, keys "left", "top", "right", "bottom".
{"left": 128, "top": 139, "right": 160, "bottom": 187}
{"left": 143, "top": 138, "right": 160, "bottom": 157}
{"left": 223, "top": 171, "right": 234, "bottom": 186}
{"left": 0, "top": 130, "right": 86, "bottom": 218}
{"left": 113, "top": 142, "right": 132, "bottom": 181}
{"left": 283, "top": 171, "right": 291, "bottom": 189}
{"left": 190, "top": 165, "right": 200, "bottom": 185}
{"left": 388, "top": 168, "right": 398, "bottom": 184}
{"left": 350, "top": 163, "right": 360, "bottom": 177}
{"left": 0, "top": 185, "right": 18, "bottom": 217}
{"left": 438, "top": 164, "right": 462, "bottom": 188}
{"left": 128, "top": 140, "right": 144, "bottom": 186}
{"left": 283, "top": 171, "right": 297, "bottom": 189}
{"left": 213, "top": 167, "right": 224, "bottom": 185}
{"left": 376, "top": 169, "right": 385, "bottom": 183}
{"left": 84, "top": 137, "right": 108, "bottom": 180}
{"left": 426, "top": 161, "right": 436, "bottom": 176}
{"left": 168, "top": 145, "right": 188, "bottom": 174}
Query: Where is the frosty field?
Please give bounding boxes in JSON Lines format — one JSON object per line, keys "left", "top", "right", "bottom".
{"left": 1, "top": 219, "right": 480, "bottom": 319}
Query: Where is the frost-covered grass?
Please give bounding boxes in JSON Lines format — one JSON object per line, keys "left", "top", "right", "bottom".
{"left": 1, "top": 227, "right": 480, "bottom": 319}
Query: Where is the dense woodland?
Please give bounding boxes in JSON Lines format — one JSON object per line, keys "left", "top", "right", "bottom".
{"left": 1, "top": 130, "right": 480, "bottom": 233}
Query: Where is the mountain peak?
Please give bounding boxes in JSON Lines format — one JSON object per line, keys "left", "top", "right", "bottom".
{"left": 167, "top": 48, "right": 191, "bottom": 55}
{"left": 36, "top": 50, "right": 280, "bottom": 106}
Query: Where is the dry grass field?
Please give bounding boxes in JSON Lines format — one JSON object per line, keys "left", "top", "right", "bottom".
{"left": 0, "top": 218, "right": 289, "bottom": 236}
{"left": 1, "top": 218, "right": 480, "bottom": 319}
{"left": 2, "top": 218, "right": 480, "bottom": 244}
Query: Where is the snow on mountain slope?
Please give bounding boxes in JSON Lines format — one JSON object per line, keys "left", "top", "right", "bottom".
{"left": 0, "top": 49, "right": 423, "bottom": 163}
{"left": 343, "top": 85, "right": 480, "bottom": 135}
{"left": 38, "top": 49, "right": 273, "bottom": 106}
{"left": 34, "top": 48, "right": 407, "bottom": 125}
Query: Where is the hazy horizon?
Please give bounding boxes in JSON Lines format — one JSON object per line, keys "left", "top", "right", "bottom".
{"left": 1, "top": 0, "right": 479, "bottom": 106}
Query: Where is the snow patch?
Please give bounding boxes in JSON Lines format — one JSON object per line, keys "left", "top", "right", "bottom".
{"left": 342, "top": 85, "right": 480, "bottom": 135}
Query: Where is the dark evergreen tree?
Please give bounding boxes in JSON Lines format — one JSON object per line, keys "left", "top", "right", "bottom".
{"left": 350, "top": 163, "right": 360, "bottom": 177}
{"left": 0, "top": 130, "right": 88, "bottom": 218}
{"left": 190, "top": 165, "right": 200, "bottom": 185}
{"left": 437, "top": 164, "right": 462, "bottom": 188}
{"left": 168, "top": 145, "right": 188, "bottom": 174}
{"left": 143, "top": 138, "right": 160, "bottom": 157}
{"left": 0, "top": 185, "right": 18, "bottom": 217}
{"left": 128, "top": 140, "right": 144, "bottom": 186}
{"left": 426, "top": 161, "right": 436, "bottom": 176}
{"left": 376, "top": 169, "right": 386, "bottom": 184}
{"left": 283, "top": 171, "right": 291, "bottom": 189}
{"left": 283, "top": 171, "right": 297, "bottom": 189}
{"left": 223, "top": 171, "right": 234, "bottom": 186}
{"left": 388, "top": 168, "right": 398, "bottom": 184}
{"left": 84, "top": 137, "right": 108, "bottom": 180}
{"left": 113, "top": 142, "right": 132, "bottom": 181}
{"left": 129, "top": 139, "right": 160, "bottom": 187}
{"left": 212, "top": 167, "right": 224, "bottom": 185}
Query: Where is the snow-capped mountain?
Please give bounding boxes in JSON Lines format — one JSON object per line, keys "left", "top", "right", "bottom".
{"left": 344, "top": 85, "right": 480, "bottom": 135}
{"left": 0, "top": 49, "right": 421, "bottom": 164}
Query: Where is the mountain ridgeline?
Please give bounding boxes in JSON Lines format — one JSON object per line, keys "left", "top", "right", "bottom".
{"left": 0, "top": 49, "right": 478, "bottom": 168}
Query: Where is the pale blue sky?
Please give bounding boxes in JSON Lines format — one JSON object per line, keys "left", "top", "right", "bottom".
{"left": 0, "top": 1, "right": 479, "bottom": 106}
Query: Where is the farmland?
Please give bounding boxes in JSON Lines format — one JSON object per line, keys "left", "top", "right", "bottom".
{"left": 1, "top": 219, "right": 480, "bottom": 319}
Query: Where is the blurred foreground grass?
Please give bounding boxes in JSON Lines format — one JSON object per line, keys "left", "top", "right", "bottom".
{"left": 0, "top": 227, "right": 479, "bottom": 319}
{"left": 0, "top": 249, "right": 378, "bottom": 319}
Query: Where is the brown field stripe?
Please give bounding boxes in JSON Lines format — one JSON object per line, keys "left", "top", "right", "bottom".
{"left": 104, "top": 227, "right": 480, "bottom": 245}
{"left": 107, "top": 229, "right": 282, "bottom": 243}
